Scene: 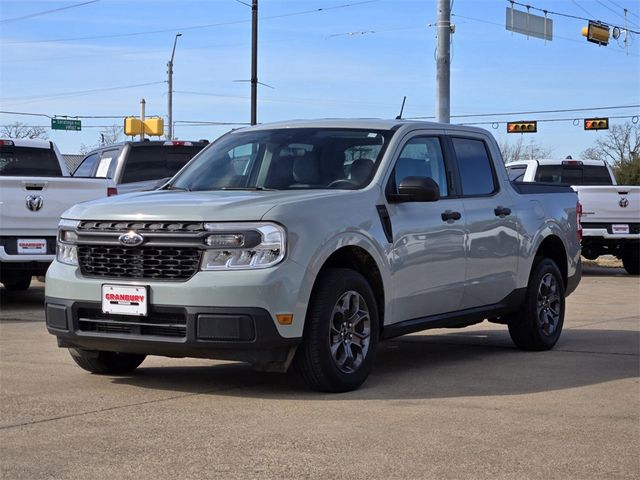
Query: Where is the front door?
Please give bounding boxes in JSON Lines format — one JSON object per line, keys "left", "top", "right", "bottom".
{"left": 386, "top": 135, "right": 466, "bottom": 323}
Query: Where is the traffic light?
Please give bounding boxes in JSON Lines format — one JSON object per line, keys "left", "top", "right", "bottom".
{"left": 582, "top": 21, "right": 610, "bottom": 46}
{"left": 584, "top": 118, "right": 609, "bottom": 130}
{"left": 124, "top": 117, "right": 164, "bottom": 136}
{"left": 507, "top": 121, "right": 537, "bottom": 133}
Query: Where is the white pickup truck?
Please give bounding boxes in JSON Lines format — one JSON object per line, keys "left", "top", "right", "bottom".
{"left": 506, "top": 158, "right": 639, "bottom": 274}
{"left": 0, "top": 139, "right": 116, "bottom": 290}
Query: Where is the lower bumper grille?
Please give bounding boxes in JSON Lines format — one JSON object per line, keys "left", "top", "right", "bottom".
{"left": 77, "top": 308, "right": 187, "bottom": 338}
{"left": 78, "top": 245, "right": 201, "bottom": 280}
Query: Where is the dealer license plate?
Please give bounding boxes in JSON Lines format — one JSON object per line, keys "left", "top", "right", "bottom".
{"left": 102, "top": 284, "right": 148, "bottom": 316}
{"left": 17, "top": 238, "right": 47, "bottom": 254}
{"left": 612, "top": 224, "right": 629, "bottom": 235}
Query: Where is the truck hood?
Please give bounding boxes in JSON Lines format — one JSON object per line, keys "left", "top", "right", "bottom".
{"left": 62, "top": 189, "right": 348, "bottom": 222}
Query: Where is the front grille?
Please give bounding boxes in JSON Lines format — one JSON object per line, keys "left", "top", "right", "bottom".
{"left": 77, "top": 308, "right": 186, "bottom": 338}
{"left": 78, "top": 221, "right": 204, "bottom": 233}
{"left": 78, "top": 245, "right": 201, "bottom": 280}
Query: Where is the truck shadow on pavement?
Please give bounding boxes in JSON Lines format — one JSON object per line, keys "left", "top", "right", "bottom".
{"left": 109, "top": 327, "right": 639, "bottom": 400}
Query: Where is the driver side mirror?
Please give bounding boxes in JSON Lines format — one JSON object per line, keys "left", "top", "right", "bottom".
{"left": 393, "top": 176, "right": 440, "bottom": 202}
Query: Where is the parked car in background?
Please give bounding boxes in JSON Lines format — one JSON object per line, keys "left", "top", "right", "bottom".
{"left": 46, "top": 120, "right": 581, "bottom": 392}
{"left": 0, "top": 139, "right": 116, "bottom": 290}
{"left": 73, "top": 140, "right": 208, "bottom": 194}
{"left": 506, "top": 158, "right": 639, "bottom": 274}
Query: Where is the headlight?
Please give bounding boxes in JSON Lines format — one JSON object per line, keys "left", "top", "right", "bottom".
{"left": 201, "top": 222, "right": 286, "bottom": 270}
{"left": 57, "top": 219, "right": 80, "bottom": 266}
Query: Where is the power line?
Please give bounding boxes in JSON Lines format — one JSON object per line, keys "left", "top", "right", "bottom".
{"left": 407, "top": 104, "right": 640, "bottom": 120}
{"left": 0, "top": 0, "right": 99, "bottom": 24}
{"left": 1, "top": 1, "right": 378, "bottom": 46}
{"left": 596, "top": 0, "right": 640, "bottom": 27}
{"left": 452, "top": 13, "right": 639, "bottom": 56}
{"left": 1, "top": 82, "right": 166, "bottom": 108}
{"left": 606, "top": 0, "right": 640, "bottom": 20}
{"left": 571, "top": 0, "right": 597, "bottom": 20}
{"left": 508, "top": 0, "right": 640, "bottom": 34}
{"left": 458, "top": 114, "right": 638, "bottom": 126}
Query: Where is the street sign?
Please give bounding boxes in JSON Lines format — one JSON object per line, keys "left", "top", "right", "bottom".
{"left": 51, "top": 118, "right": 81, "bottom": 131}
{"left": 506, "top": 7, "right": 553, "bottom": 42}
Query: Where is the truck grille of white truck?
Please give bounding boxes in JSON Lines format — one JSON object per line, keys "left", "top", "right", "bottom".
{"left": 78, "top": 245, "right": 201, "bottom": 280}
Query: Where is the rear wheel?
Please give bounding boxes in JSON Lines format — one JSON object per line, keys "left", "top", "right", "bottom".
{"left": 621, "top": 245, "right": 639, "bottom": 275}
{"left": 1, "top": 273, "right": 32, "bottom": 291}
{"left": 295, "top": 268, "right": 379, "bottom": 392}
{"left": 508, "top": 258, "right": 565, "bottom": 351}
{"left": 69, "top": 350, "right": 146, "bottom": 374}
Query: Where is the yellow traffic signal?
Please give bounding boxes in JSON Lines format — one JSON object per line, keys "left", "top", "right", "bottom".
{"left": 507, "top": 121, "right": 537, "bottom": 133}
{"left": 584, "top": 118, "right": 609, "bottom": 130}
{"left": 124, "top": 117, "right": 164, "bottom": 136}
{"left": 582, "top": 21, "right": 610, "bottom": 46}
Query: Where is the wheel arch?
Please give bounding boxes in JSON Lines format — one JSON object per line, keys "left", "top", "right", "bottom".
{"left": 533, "top": 234, "right": 568, "bottom": 288}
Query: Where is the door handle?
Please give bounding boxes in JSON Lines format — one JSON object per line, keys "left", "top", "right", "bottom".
{"left": 494, "top": 206, "right": 511, "bottom": 217}
{"left": 441, "top": 210, "right": 462, "bottom": 222}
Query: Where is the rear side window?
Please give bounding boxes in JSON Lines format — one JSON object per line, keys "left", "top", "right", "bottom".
{"left": 0, "top": 146, "right": 62, "bottom": 177}
{"left": 534, "top": 165, "right": 613, "bottom": 185}
{"left": 507, "top": 165, "right": 527, "bottom": 182}
{"left": 74, "top": 152, "right": 100, "bottom": 176}
{"left": 121, "top": 146, "right": 203, "bottom": 183}
{"left": 452, "top": 138, "right": 497, "bottom": 196}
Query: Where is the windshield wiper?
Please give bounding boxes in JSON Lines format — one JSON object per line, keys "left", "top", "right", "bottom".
{"left": 219, "top": 186, "right": 277, "bottom": 191}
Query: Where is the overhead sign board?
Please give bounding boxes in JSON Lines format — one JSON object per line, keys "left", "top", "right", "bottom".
{"left": 506, "top": 7, "right": 553, "bottom": 42}
{"left": 51, "top": 118, "right": 81, "bottom": 131}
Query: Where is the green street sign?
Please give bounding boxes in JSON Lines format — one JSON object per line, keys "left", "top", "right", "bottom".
{"left": 51, "top": 118, "right": 81, "bottom": 131}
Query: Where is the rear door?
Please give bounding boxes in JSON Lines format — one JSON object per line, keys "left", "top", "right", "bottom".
{"left": 449, "top": 135, "right": 520, "bottom": 309}
{"left": 386, "top": 133, "right": 466, "bottom": 321}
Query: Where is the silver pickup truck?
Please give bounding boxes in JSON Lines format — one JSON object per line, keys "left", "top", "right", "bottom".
{"left": 45, "top": 120, "right": 582, "bottom": 392}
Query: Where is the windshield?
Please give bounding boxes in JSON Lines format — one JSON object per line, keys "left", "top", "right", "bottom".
{"left": 0, "top": 145, "right": 62, "bottom": 177}
{"left": 169, "top": 128, "right": 393, "bottom": 191}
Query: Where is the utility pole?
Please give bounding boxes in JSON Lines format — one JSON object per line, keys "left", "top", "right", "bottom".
{"left": 436, "top": 0, "right": 451, "bottom": 123}
{"left": 140, "top": 98, "right": 146, "bottom": 141}
{"left": 167, "top": 33, "right": 182, "bottom": 140}
{"left": 251, "top": 0, "right": 258, "bottom": 125}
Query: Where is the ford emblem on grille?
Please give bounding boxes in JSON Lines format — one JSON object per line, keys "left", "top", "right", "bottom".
{"left": 25, "top": 195, "right": 44, "bottom": 212}
{"left": 619, "top": 197, "right": 629, "bottom": 208}
{"left": 118, "top": 231, "right": 144, "bottom": 247}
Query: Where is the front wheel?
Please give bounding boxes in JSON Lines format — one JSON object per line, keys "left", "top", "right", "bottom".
{"left": 295, "top": 268, "right": 379, "bottom": 392}
{"left": 508, "top": 258, "right": 566, "bottom": 351}
{"left": 70, "top": 349, "right": 146, "bottom": 374}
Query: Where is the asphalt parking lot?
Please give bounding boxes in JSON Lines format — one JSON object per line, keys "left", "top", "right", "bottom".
{"left": 1, "top": 266, "right": 638, "bottom": 479}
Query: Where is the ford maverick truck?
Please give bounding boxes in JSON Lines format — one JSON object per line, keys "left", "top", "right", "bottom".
{"left": 45, "top": 120, "right": 581, "bottom": 392}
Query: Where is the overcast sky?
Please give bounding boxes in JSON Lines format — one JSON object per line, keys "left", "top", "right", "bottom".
{"left": 1, "top": 0, "right": 639, "bottom": 156}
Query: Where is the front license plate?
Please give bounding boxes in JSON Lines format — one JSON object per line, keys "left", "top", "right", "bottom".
{"left": 17, "top": 238, "right": 46, "bottom": 254}
{"left": 612, "top": 224, "right": 629, "bottom": 235}
{"left": 102, "top": 285, "right": 148, "bottom": 316}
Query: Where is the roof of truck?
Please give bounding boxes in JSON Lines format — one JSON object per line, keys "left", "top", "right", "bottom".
{"left": 0, "top": 138, "right": 52, "bottom": 149}
{"left": 236, "top": 118, "right": 490, "bottom": 135}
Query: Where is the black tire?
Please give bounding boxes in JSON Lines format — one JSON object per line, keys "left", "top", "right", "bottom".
{"left": 70, "top": 350, "right": 146, "bottom": 374}
{"left": 508, "top": 258, "right": 566, "bottom": 351}
{"left": 2, "top": 273, "right": 32, "bottom": 291}
{"left": 295, "top": 268, "right": 379, "bottom": 392}
{"left": 621, "top": 246, "right": 639, "bottom": 275}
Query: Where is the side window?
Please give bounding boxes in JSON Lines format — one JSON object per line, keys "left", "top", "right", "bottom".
{"left": 452, "top": 137, "right": 497, "bottom": 196}
{"left": 392, "top": 137, "right": 448, "bottom": 197}
{"left": 95, "top": 149, "right": 119, "bottom": 178}
{"left": 506, "top": 165, "right": 527, "bottom": 182}
{"left": 74, "top": 152, "right": 100, "bottom": 176}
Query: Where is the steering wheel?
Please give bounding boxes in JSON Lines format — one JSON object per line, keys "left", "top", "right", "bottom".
{"left": 328, "top": 179, "right": 358, "bottom": 188}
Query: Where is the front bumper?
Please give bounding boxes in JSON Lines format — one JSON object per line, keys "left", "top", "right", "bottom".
{"left": 45, "top": 297, "right": 300, "bottom": 366}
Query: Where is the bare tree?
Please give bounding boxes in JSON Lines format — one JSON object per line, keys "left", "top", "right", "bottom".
{"left": 581, "top": 122, "right": 639, "bottom": 164}
{"left": 0, "top": 122, "right": 49, "bottom": 140}
{"left": 498, "top": 137, "right": 552, "bottom": 163}
{"left": 79, "top": 124, "right": 124, "bottom": 154}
